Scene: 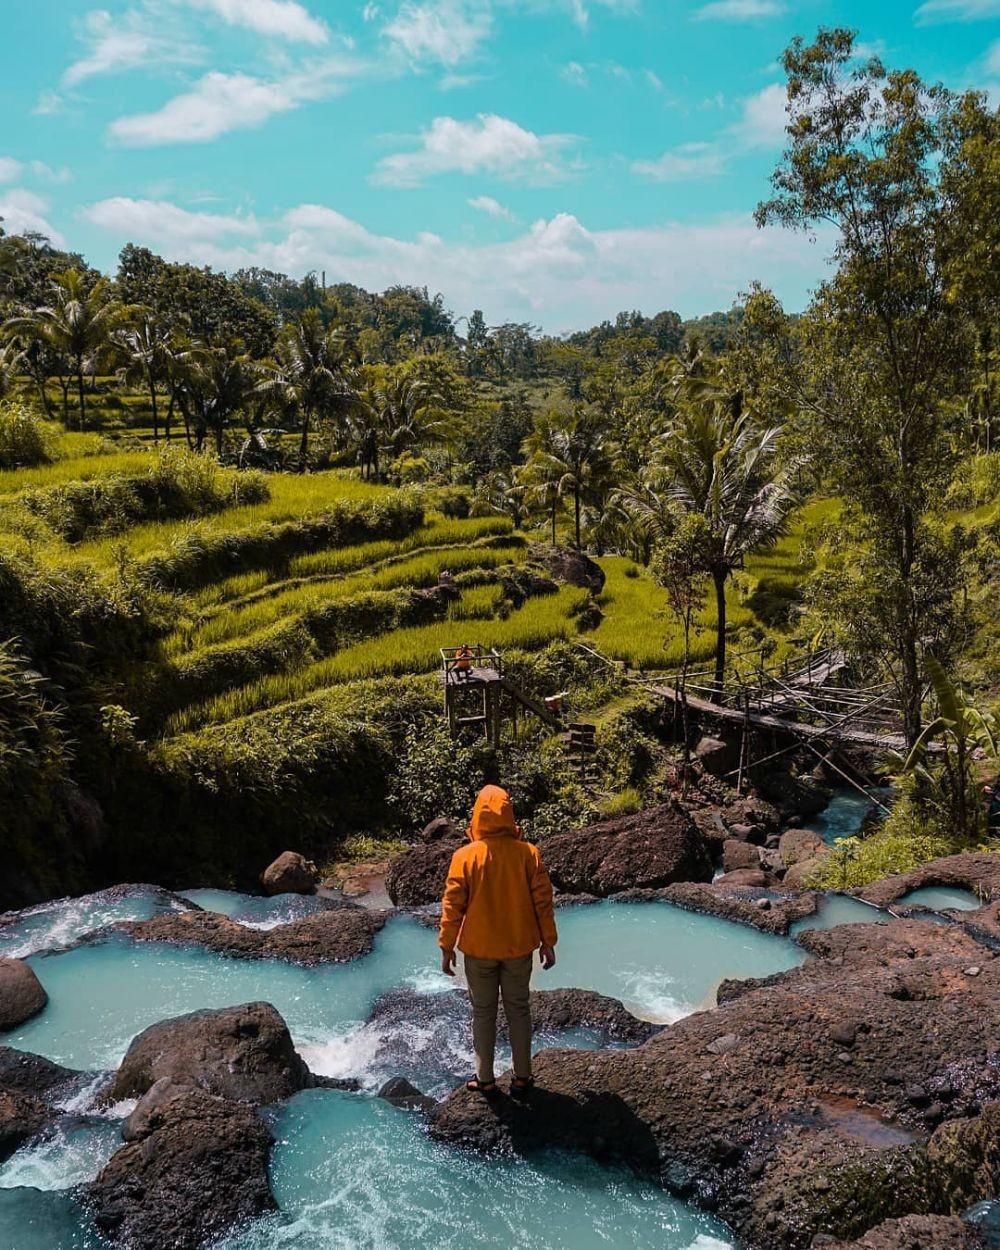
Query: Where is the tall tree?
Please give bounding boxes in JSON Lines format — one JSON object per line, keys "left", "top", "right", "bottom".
{"left": 115, "top": 311, "right": 173, "bottom": 444}
{"left": 755, "top": 28, "right": 994, "bottom": 745}
{"left": 6, "top": 269, "right": 121, "bottom": 430}
{"left": 521, "top": 405, "right": 615, "bottom": 549}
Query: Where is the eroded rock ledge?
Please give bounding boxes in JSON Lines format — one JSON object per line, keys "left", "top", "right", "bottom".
{"left": 612, "top": 882, "right": 820, "bottom": 935}
{"left": 430, "top": 915, "right": 1000, "bottom": 1250}
{"left": 857, "top": 852, "right": 999, "bottom": 909}
{"left": 115, "top": 905, "right": 389, "bottom": 965}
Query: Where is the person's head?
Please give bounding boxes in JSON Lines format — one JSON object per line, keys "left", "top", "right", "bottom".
{"left": 468, "top": 784, "right": 520, "bottom": 840}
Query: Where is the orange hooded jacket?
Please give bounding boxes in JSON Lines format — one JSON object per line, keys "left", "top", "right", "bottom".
{"left": 438, "top": 785, "right": 558, "bottom": 960}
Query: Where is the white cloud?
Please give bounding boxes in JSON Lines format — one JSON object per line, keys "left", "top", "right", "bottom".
{"left": 384, "top": 1, "right": 492, "bottom": 67}
{"left": 468, "top": 194, "right": 515, "bottom": 220}
{"left": 83, "top": 195, "right": 832, "bottom": 329}
{"left": 0, "top": 189, "right": 64, "bottom": 246}
{"left": 63, "top": 8, "right": 200, "bottom": 87}
{"left": 107, "top": 59, "right": 362, "bottom": 146}
{"left": 561, "top": 61, "right": 589, "bottom": 87}
{"left": 33, "top": 92, "right": 65, "bottom": 116}
{"left": 372, "top": 114, "right": 578, "bottom": 186}
{"left": 693, "top": 0, "right": 784, "bottom": 18}
{"left": 0, "top": 158, "right": 23, "bottom": 186}
{"left": 82, "top": 197, "right": 260, "bottom": 245}
{"left": 632, "top": 142, "right": 726, "bottom": 182}
{"left": 0, "top": 158, "right": 70, "bottom": 188}
{"left": 173, "top": 0, "right": 329, "bottom": 44}
{"left": 988, "top": 38, "right": 1000, "bottom": 74}
{"left": 731, "top": 82, "right": 787, "bottom": 148}
{"left": 915, "top": 0, "right": 1000, "bottom": 21}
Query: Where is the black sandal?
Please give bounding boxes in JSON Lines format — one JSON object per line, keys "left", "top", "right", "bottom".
{"left": 510, "top": 1076, "right": 534, "bottom": 1098}
{"left": 466, "top": 1078, "right": 498, "bottom": 1095}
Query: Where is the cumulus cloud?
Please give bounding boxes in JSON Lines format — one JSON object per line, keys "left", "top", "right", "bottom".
{"left": 82, "top": 195, "right": 831, "bottom": 329}
{"left": 730, "top": 82, "right": 787, "bottom": 148}
{"left": 468, "top": 194, "right": 515, "bottom": 220}
{"left": 373, "top": 114, "right": 578, "bottom": 186}
{"left": 0, "top": 189, "right": 64, "bottom": 246}
{"left": 384, "top": 1, "right": 492, "bottom": 67}
{"left": 632, "top": 142, "right": 726, "bottom": 182}
{"left": 914, "top": 0, "right": 1000, "bottom": 21}
{"left": 0, "top": 158, "right": 23, "bottom": 185}
{"left": 693, "top": 0, "right": 784, "bottom": 19}
{"left": 172, "top": 0, "right": 329, "bottom": 43}
{"left": 107, "top": 59, "right": 362, "bottom": 146}
{"left": 63, "top": 8, "right": 201, "bottom": 87}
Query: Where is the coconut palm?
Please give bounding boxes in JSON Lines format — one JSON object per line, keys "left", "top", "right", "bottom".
{"left": 655, "top": 384, "right": 801, "bottom": 695}
{"left": 115, "top": 311, "right": 174, "bottom": 444}
{"left": 257, "top": 309, "right": 356, "bottom": 458}
{"left": 178, "top": 339, "right": 254, "bottom": 455}
{"left": 521, "top": 405, "right": 615, "bottom": 549}
{"left": 360, "top": 375, "right": 450, "bottom": 480}
{"left": 5, "top": 269, "right": 122, "bottom": 430}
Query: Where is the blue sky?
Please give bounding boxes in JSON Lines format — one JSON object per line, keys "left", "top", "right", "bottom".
{"left": 1, "top": 0, "right": 997, "bottom": 331}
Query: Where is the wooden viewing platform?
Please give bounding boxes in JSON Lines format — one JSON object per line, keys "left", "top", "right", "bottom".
{"left": 440, "top": 645, "right": 566, "bottom": 744}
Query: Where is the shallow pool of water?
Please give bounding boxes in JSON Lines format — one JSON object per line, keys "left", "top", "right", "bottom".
{"left": 793, "top": 894, "right": 889, "bottom": 933}
{"left": 897, "top": 885, "right": 981, "bottom": 912}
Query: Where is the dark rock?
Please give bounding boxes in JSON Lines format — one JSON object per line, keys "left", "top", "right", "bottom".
{"left": 386, "top": 837, "right": 463, "bottom": 908}
{"left": 784, "top": 856, "right": 827, "bottom": 889}
{"left": 89, "top": 1081, "right": 273, "bottom": 1249}
{"left": 0, "top": 1046, "right": 82, "bottom": 1098}
{"left": 541, "top": 804, "right": 713, "bottom": 896}
{"left": 778, "top": 827, "right": 827, "bottom": 869}
{"left": 829, "top": 1021, "right": 858, "bottom": 1047}
{"left": 755, "top": 768, "right": 831, "bottom": 817}
{"left": 430, "top": 916, "right": 1000, "bottom": 1250}
{"left": 378, "top": 1076, "right": 436, "bottom": 1114}
{"left": 528, "top": 543, "right": 605, "bottom": 593}
{"left": 821, "top": 1215, "right": 987, "bottom": 1249}
{"left": 722, "top": 839, "right": 760, "bottom": 873}
{"left": 715, "top": 868, "right": 768, "bottom": 887}
{"left": 0, "top": 1086, "right": 51, "bottom": 1164}
{"left": 109, "top": 1001, "right": 310, "bottom": 1105}
{"left": 260, "top": 850, "right": 318, "bottom": 896}
{"left": 622, "top": 881, "right": 819, "bottom": 936}
{"left": 117, "top": 906, "right": 387, "bottom": 965}
{"left": 0, "top": 959, "right": 47, "bottom": 1030}
{"left": 419, "top": 816, "right": 460, "bottom": 844}
{"left": 694, "top": 736, "right": 739, "bottom": 778}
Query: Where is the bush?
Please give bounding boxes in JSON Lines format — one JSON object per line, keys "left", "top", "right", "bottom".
{"left": 0, "top": 402, "right": 53, "bottom": 469}
{"left": 597, "top": 787, "right": 643, "bottom": 818}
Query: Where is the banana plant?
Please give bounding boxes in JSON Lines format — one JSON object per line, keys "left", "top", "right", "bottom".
{"left": 899, "top": 656, "right": 998, "bottom": 838}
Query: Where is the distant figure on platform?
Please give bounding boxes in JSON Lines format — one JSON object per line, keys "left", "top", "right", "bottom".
{"left": 454, "top": 643, "right": 474, "bottom": 681}
{"left": 438, "top": 785, "right": 558, "bottom": 1097}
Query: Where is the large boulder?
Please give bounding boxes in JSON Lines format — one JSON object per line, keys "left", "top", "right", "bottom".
{"left": 89, "top": 1081, "right": 273, "bottom": 1249}
{"left": 109, "top": 1002, "right": 310, "bottom": 1105}
{"left": 0, "top": 1086, "right": 51, "bottom": 1164}
{"left": 386, "top": 835, "right": 463, "bottom": 908}
{"left": 260, "top": 851, "right": 318, "bottom": 896}
{"left": 0, "top": 959, "right": 47, "bottom": 1030}
{"left": 818, "top": 1215, "right": 986, "bottom": 1249}
{"left": 778, "top": 827, "right": 827, "bottom": 869}
{"left": 528, "top": 543, "right": 605, "bottom": 593}
{"left": 117, "top": 906, "right": 387, "bottom": 965}
{"left": 0, "top": 1046, "right": 81, "bottom": 1098}
{"left": 541, "top": 804, "right": 713, "bottom": 896}
{"left": 694, "top": 735, "right": 739, "bottom": 779}
{"left": 722, "top": 838, "right": 760, "bottom": 873}
{"left": 430, "top": 915, "right": 1000, "bottom": 1250}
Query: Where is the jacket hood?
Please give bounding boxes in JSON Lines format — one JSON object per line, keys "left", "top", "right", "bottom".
{"left": 467, "top": 785, "right": 521, "bottom": 841}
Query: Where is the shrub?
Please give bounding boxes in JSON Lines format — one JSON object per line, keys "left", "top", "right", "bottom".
{"left": 0, "top": 402, "right": 52, "bottom": 469}
{"left": 597, "top": 787, "right": 643, "bottom": 818}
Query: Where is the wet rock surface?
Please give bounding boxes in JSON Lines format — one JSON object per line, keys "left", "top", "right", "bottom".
{"left": 0, "top": 1045, "right": 83, "bottom": 1099}
{"left": 541, "top": 804, "right": 713, "bottom": 896}
{"left": 430, "top": 916, "right": 1000, "bottom": 1250}
{"left": 0, "top": 1085, "right": 52, "bottom": 1164}
{"left": 818, "top": 1214, "right": 987, "bottom": 1248}
{"left": 377, "top": 1076, "right": 436, "bottom": 1114}
{"left": 0, "top": 958, "right": 47, "bottom": 1029}
{"left": 109, "top": 1001, "right": 311, "bottom": 1104}
{"left": 858, "top": 853, "right": 998, "bottom": 909}
{"left": 116, "top": 904, "right": 388, "bottom": 965}
{"left": 89, "top": 1080, "right": 274, "bottom": 1250}
{"left": 385, "top": 836, "right": 462, "bottom": 908}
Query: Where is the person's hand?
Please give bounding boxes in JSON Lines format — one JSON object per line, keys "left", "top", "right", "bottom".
{"left": 539, "top": 945, "right": 556, "bottom": 970}
{"left": 441, "top": 948, "right": 457, "bottom": 977}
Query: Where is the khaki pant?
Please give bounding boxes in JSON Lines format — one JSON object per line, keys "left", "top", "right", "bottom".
{"left": 463, "top": 953, "right": 533, "bottom": 1083}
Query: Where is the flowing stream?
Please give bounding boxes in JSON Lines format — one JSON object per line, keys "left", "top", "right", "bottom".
{"left": 0, "top": 789, "right": 982, "bottom": 1250}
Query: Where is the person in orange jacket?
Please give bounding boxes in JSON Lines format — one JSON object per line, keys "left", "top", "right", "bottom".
{"left": 439, "top": 784, "right": 558, "bottom": 1097}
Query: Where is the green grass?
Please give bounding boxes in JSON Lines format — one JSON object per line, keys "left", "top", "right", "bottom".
{"left": 166, "top": 584, "right": 588, "bottom": 732}
{"left": 0, "top": 449, "right": 153, "bottom": 498}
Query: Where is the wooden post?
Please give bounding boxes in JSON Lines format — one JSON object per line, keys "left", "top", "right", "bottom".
{"left": 737, "top": 689, "right": 750, "bottom": 794}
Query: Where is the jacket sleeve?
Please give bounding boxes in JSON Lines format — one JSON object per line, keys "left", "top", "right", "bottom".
{"left": 438, "top": 849, "right": 468, "bottom": 951}
{"left": 529, "top": 848, "right": 558, "bottom": 948}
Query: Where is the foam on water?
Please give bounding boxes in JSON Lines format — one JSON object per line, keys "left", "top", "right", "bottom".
{"left": 804, "top": 788, "right": 887, "bottom": 846}
{"left": 180, "top": 889, "right": 338, "bottom": 930}
{"left": 219, "top": 1090, "right": 734, "bottom": 1250}
{"left": 0, "top": 887, "right": 184, "bottom": 960}
{"left": 0, "top": 1120, "right": 120, "bottom": 1192}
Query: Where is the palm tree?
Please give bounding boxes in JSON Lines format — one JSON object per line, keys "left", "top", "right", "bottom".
{"left": 161, "top": 333, "right": 206, "bottom": 447}
{"left": 360, "top": 374, "right": 450, "bottom": 480}
{"left": 178, "top": 340, "right": 254, "bottom": 455}
{"left": 257, "top": 309, "right": 355, "bottom": 459}
{"left": 655, "top": 384, "right": 801, "bottom": 695}
{"left": 519, "top": 411, "right": 566, "bottom": 544}
{"left": 522, "top": 405, "right": 615, "bottom": 549}
{"left": 0, "top": 341, "right": 22, "bottom": 401}
{"left": 5, "top": 269, "right": 121, "bottom": 430}
{"left": 115, "top": 311, "right": 173, "bottom": 444}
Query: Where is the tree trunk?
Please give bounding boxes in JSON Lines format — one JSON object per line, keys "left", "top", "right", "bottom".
{"left": 550, "top": 501, "right": 557, "bottom": 545}
{"left": 711, "top": 567, "right": 728, "bottom": 701}
{"left": 574, "top": 487, "right": 582, "bottom": 549}
{"left": 899, "top": 501, "right": 922, "bottom": 749}
{"left": 75, "top": 363, "right": 87, "bottom": 431}
{"left": 300, "top": 411, "right": 310, "bottom": 458}
{"left": 165, "top": 393, "right": 175, "bottom": 444}
{"left": 33, "top": 370, "right": 53, "bottom": 419}
{"left": 148, "top": 370, "right": 159, "bottom": 445}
